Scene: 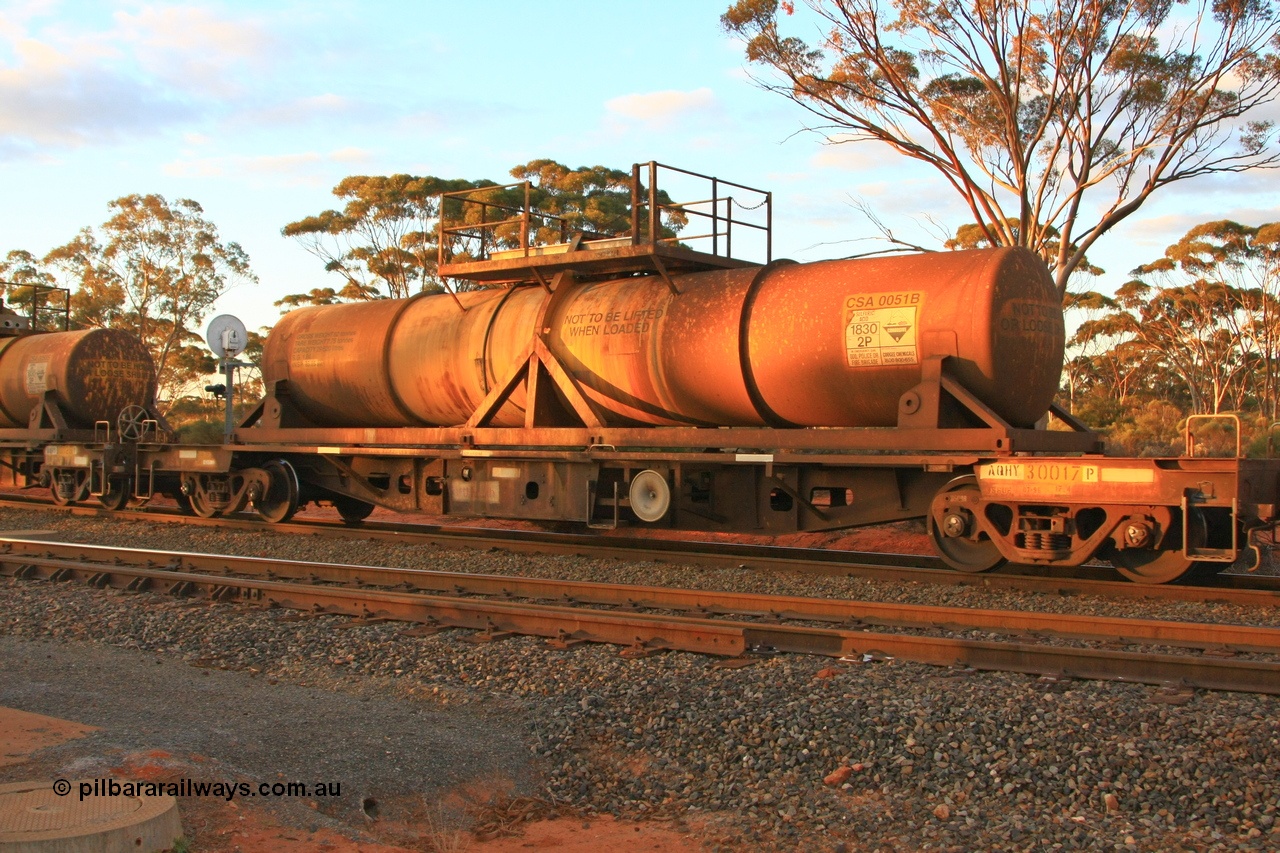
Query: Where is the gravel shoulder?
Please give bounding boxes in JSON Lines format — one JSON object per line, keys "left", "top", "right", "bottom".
{"left": 2, "top": 508, "right": 1279, "bottom": 852}
{"left": 0, "top": 633, "right": 530, "bottom": 848}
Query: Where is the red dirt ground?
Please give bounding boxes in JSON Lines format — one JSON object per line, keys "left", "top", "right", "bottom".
{"left": 1, "top": 706, "right": 711, "bottom": 852}
{"left": 175, "top": 806, "right": 709, "bottom": 853}
{"left": 0, "top": 706, "right": 98, "bottom": 768}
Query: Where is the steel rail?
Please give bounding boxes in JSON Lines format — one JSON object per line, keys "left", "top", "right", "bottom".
{"left": 3, "top": 538, "right": 1278, "bottom": 653}
{"left": 3, "top": 541, "right": 1278, "bottom": 694}
{"left": 0, "top": 493, "right": 944, "bottom": 568}
{"left": 3, "top": 494, "right": 1279, "bottom": 606}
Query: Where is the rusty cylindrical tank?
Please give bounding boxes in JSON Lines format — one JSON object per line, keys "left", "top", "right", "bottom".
{"left": 261, "top": 247, "right": 1064, "bottom": 429}
{"left": 0, "top": 329, "right": 158, "bottom": 428}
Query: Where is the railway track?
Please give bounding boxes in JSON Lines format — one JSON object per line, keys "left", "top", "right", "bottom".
{"left": 3, "top": 493, "right": 1279, "bottom": 606}
{"left": 3, "top": 537, "right": 1278, "bottom": 695}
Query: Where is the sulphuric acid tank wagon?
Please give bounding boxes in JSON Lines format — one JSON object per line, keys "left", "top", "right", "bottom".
{"left": 262, "top": 246, "right": 1064, "bottom": 430}
{"left": 0, "top": 328, "right": 157, "bottom": 429}
{"left": 10, "top": 161, "right": 1276, "bottom": 587}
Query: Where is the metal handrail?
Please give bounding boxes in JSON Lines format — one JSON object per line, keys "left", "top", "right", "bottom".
{"left": 0, "top": 281, "right": 71, "bottom": 331}
{"left": 441, "top": 180, "right": 586, "bottom": 264}
{"left": 1266, "top": 422, "right": 1280, "bottom": 457}
{"left": 637, "top": 162, "right": 773, "bottom": 262}
{"left": 439, "top": 161, "right": 772, "bottom": 267}
{"left": 1184, "top": 413, "right": 1241, "bottom": 458}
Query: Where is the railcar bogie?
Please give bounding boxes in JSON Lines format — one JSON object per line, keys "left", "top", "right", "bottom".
{"left": 48, "top": 467, "right": 89, "bottom": 506}
{"left": 961, "top": 451, "right": 1264, "bottom": 583}
{"left": 253, "top": 460, "right": 300, "bottom": 523}
{"left": 331, "top": 494, "right": 375, "bottom": 523}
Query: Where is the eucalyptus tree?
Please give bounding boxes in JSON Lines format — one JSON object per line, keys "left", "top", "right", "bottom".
{"left": 281, "top": 160, "right": 685, "bottom": 304}
{"left": 281, "top": 174, "right": 482, "bottom": 301}
{"left": 722, "top": 0, "right": 1280, "bottom": 297}
{"left": 0, "top": 249, "right": 67, "bottom": 328}
{"left": 1131, "top": 220, "right": 1280, "bottom": 415}
{"left": 1068, "top": 220, "right": 1280, "bottom": 420}
{"left": 46, "top": 195, "right": 256, "bottom": 399}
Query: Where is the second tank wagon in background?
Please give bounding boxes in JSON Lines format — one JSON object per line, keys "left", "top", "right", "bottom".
{"left": 7, "top": 163, "right": 1277, "bottom": 584}
{"left": 0, "top": 298, "right": 162, "bottom": 510}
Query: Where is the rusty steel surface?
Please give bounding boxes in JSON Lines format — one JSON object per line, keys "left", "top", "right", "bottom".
{"left": 232, "top": 423, "right": 1101, "bottom": 454}
{"left": 741, "top": 249, "right": 1061, "bottom": 427}
{"left": 4, "top": 537, "right": 1275, "bottom": 653}
{"left": 262, "top": 247, "right": 1064, "bottom": 431}
{"left": 971, "top": 454, "right": 1280, "bottom": 573}
{"left": 5, "top": 494, "right": 1280, "bottom": 605}
{"left": 3, "top": 540, "right": 1278, "bottom": 694}
{"left": 439, "top": 243, "right": 762, "bottom": 284}
{"left": 977, "top": 455, "right": 1269, "bottom": 504}
{"left": 0, "top": 329, "right": 155, "bottom": 428}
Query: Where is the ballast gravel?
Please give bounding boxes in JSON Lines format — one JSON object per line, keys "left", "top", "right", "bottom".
{"left": 1, "top": 508, "right": 1278, "bottom": 852}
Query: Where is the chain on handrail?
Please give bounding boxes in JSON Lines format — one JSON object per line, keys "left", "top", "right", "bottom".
{"left": 730, "top": 196, "right": 770, "bottom": 211}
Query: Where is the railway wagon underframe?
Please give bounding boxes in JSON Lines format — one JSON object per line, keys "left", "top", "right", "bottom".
{"left": 0, "top": 445, "right": 46, "bottom": 492}
{"left": 22, "top": 429, "right": 1280, "bottom": 585}
{"left": 18, "top": 358, "right": 1280, "bottom": 584}
{"left": 109, "top": 413, "right": 1265, "bottom": 585}
{"left": 190, "top": 440, "right": 972, "bottom": 532}
{"left": 0, "top": 399, "right": 166, "bottom": 511}
{"left": 53, "top": 339, "right": 1270, "bottom": 586}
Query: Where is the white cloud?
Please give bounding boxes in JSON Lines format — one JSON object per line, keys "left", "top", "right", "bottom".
{"left": 111, "top": 6, "right": 276, "bottom": 98}
{"left": 810, "top": 142, "right": 883, "bottom": 173}
{"left": 0, "top": 1, "right": 59, "bottom": 38}
{"left": 1113, "top": 203, "right": 1280, "bottom": 255}
{"left": 238, "top": 93, "right": 374, "bottom": 127}
{"left": 1120, "top": 212, "right": 1209, "bottom": 241}
{"left": 808, "top": 134, "right": 921, "bottom": 175}
{"left": 0, "top": 5, "right": 279, "bottom": 158}
{"left": 0, "top": 35, "right": 193, "bottom": 152}
{"left": 163, "top": 147, "right": 374, "bottom": 185}
{"left": 605, "top": 87, "right": 717, "bottom": 128}
{"left": 400, "top": 98, "right": 529, "bottom": 134}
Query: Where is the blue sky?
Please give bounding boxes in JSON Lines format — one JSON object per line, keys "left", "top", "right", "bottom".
{"left": 2, "top": 0, "right": 1278, "bottom": 336}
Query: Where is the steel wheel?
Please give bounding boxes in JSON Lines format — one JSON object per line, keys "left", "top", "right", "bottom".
{"left": 49, "top": 474, "right": 88, "bottom": 507}
{"left": 98, "top": 478, "right": 132, "bottom": 511}
{"left": 255, "top": 460, "right": 299, "bottom": 524}
{"left": 1111, "top": 509, "right": 1208, "bottom": 584}
{"left": 928, "top": 476, "right": 1006, "bottom": 573}
{"left": 186, "top": 478, "right": 222, "bottom": 518}
{"left": 333, "top": 495, "right": 374, "bottom": 524}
